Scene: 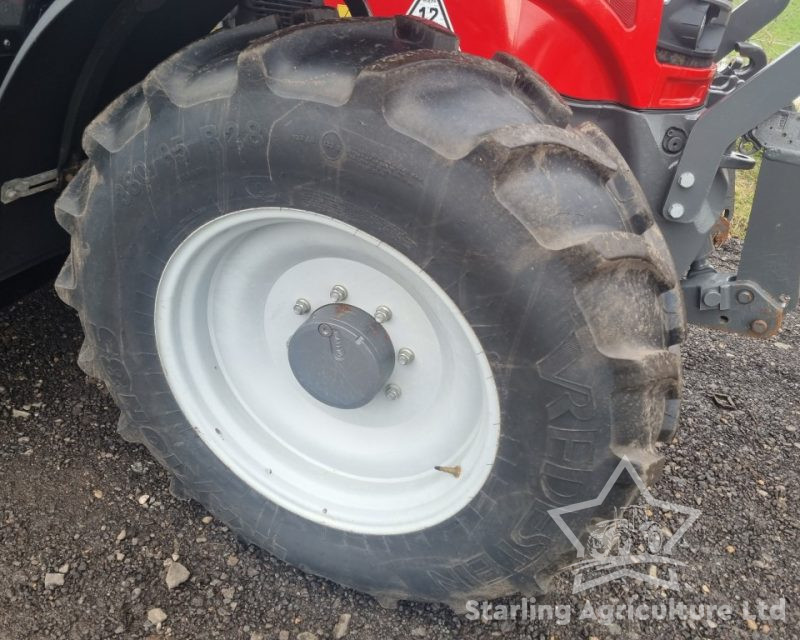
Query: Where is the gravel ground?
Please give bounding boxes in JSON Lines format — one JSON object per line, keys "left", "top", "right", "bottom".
{"left": 1, "top": 239, "right": 798, "bottom": 639}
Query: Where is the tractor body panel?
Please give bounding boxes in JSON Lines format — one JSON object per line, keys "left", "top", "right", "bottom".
{"left": 336, "top": 0, "right": 717, "bottom": 109}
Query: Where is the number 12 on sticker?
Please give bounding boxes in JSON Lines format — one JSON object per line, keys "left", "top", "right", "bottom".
{"left": 406, "top": 0, "right": 453, "bottom": 31}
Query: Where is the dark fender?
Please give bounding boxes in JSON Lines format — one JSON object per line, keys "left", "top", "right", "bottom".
{"left": 0, "top": 0, "right": 236, "bottom": 285}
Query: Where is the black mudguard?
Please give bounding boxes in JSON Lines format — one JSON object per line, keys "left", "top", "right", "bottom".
{"left": 0, "top": 0, "right": 235, "bottom": 285}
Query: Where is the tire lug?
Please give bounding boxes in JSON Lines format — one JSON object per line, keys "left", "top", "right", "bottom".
{"left": 397, "top": 348, "right": 415, "bottom": 365}
{"left": 384, "top": 383, "right": 401, "bottom": 401}
{"left": 330, "top": 285, "right": 348, "bottom": 302}
{"left": 374, "top": 305, "right": 392, "bottom": 323}
{"left": 293, "top": 298, "right": 311, "bottom": 315}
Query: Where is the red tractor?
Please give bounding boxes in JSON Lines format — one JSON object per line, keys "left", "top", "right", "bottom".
{"left": 0, "top": 0, "right": 797, "bottom": 608}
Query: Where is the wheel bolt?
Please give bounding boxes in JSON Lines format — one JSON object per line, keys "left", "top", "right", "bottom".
{"left": 384, "top": 383, "right": 402, "bottom": 401}
{"left": 397, "top": 348, "right": 415, "bottom": 365}
{"left": 293, "top": 298, "right": 311, "bottom": 315}
{"left": 374, "top": 305, "right": 392, "bottom": 323}
{"left": 330, "top": 285, "right": 348, "bottom": 302}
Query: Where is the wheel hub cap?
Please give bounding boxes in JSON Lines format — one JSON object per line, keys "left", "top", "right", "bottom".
{"left": 288, "top": 303, "right": 396, "bottom": 409}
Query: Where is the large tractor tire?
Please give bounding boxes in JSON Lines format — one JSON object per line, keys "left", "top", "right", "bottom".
{"left": 54, "top": 16, "right": 684, "bottom": 608}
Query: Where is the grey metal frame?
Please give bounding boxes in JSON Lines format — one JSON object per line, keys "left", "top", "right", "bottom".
{"left": 574, "top": 3, "right": 800, "bottom": 338}
{"left": 662, "top": 44, "right": 800, "bottom": 226}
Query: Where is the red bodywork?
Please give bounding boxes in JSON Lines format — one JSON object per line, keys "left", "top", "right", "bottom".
{"left": 326, "top": 0, "right": 715, "bottom": 109}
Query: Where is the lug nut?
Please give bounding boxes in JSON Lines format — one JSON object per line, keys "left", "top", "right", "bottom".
{"left": 374, "top": 305, "right": 392, "bottom": 323}
{"left": 737, "top": 289, "right": 754, "bottom": 305}
{"left": 293, "top": 298, "right": 311, "bottom": 315}
{"left": 397, "top": 348, "right": 415, "bottom": 365}
{"left": 750, "top": 319, "right": 769, "bottom": 334}
{"left": 384, "top": 383, "right": 402, "bottom": 401}
{"left": 330, "top": 285, "right": 348, "bottom": 302}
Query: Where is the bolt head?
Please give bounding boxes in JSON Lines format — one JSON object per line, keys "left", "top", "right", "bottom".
{"left": 329, "top": 285, "right": 348, "bottom": 302}
{"left": 293, "top": 298, "right": 311, "bottom": 315}
{"left": 750, "top": 319, "right": 769, "bottom": 334}
{"left": 384, "top": 383, "right": 402, "bottom": 401}
{"left": 397, "top": 348, "right": 415, "bottom": 365}
{"left": 667, "top": 203, "right": 685, "bottom": 219}
{"left": 374, "top": 305, "right": 392, "bottom": 323}
{"left": 736, "top": 289, "right": 754, "bottom": 305}
{"left": 702, "top": 290, "right": 722, "bottom": 307}
{"left": 678, "top": 172, "right": 695, "bottom": 188}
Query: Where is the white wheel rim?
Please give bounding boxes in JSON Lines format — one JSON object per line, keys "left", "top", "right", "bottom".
{"left": 155, "top": 207, "right": 500, "bottom": 535}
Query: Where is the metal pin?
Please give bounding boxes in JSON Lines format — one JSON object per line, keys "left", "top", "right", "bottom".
{"left": 434, "top": 465, "right": 462, "bottom": 478}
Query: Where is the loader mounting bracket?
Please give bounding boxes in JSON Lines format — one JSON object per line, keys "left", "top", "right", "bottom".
{"left": 681, "top": 266, "right": 786, "bottom": 338}
{"left": 655, "top": 35, "right": 800, "bottom": 338}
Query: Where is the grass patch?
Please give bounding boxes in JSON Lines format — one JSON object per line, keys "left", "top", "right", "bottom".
{"left": 730, "top": 1, "right": 799, "bottom": 238}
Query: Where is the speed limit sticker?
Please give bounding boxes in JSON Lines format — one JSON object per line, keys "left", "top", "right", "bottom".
{"left": 407, "top": 0, "right": 452, "bottom": 31}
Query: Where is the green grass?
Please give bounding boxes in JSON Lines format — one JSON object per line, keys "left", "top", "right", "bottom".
{"left": 730, "top": 1, "right": 800, "bottom": 238}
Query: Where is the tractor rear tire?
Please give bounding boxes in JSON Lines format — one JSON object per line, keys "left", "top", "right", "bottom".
{"left": 54, "top": 16, "right": 684, "bottom": 608}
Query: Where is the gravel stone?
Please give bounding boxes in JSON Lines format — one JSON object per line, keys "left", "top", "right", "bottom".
{"left": 165, "top": 561, "right": 190, "bottom": 589}
{"left": 147, "top": 608, "right": 167, "bottom": 625}
{"left": 333, "top": 613, "right": 352, "bottom": 639}
{"left": 43, "top": 573, "right": 64, "bottom": 588}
